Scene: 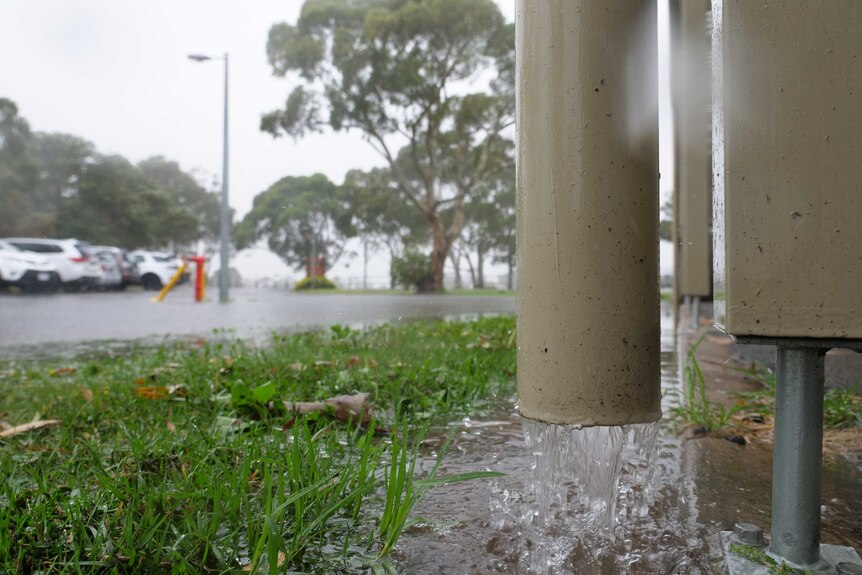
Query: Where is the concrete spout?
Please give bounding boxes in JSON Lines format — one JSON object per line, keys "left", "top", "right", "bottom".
{"left": 515, "top": 0, "right": 661, "bottom": 426}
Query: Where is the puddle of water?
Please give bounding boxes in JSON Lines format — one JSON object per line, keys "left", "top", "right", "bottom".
{"left": 396, "top": 310, "right": 862, "bottom": 574}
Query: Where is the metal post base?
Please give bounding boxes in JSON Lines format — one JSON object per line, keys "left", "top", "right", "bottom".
{"left": 721, "top": 532, "right": 862, "bottom": 575}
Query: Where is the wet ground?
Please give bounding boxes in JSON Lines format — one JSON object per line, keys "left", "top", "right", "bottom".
{"left": 395, "top": 306, "right": 862, "bottom": 574}
{"left": 0, "top": 286, "right": 514, "bottom": 359}
{"left": 3, "top": 291, "right": 859, "bottom": 573}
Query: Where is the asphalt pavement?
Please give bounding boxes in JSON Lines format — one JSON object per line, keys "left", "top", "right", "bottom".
{"left": 0, "top": 286, "right": 515, "bottom": 358}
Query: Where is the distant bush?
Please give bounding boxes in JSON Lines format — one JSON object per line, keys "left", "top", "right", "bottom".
{"left": 294, "top": 275, "right": 336, "bottom": 291}
{"left": 391, "top": 250, "right": 434, "bottom": 292}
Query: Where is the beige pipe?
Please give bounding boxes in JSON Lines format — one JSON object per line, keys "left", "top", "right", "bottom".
{"left": 677, "top": 0, "right": 712, "bottom": 298}
{"left": 515, "top": 0, "right": 661, "bottom": 426}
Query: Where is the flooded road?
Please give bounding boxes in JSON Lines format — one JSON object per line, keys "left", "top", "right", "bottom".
{"left": 397, "top": 307, "right": 862, "bottom": 574}
{"left": 0, "top": 287, "right": 514, "bottom": 358}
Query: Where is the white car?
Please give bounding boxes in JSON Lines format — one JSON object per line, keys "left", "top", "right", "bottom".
{"left": 128, "top": 250, "right": 187, "bottom": 290}
{"left": 3, "top": 238, "right": 102, "bottom": 291}
{"left": 0, "top": 239, "right": 61, "bottom": 292}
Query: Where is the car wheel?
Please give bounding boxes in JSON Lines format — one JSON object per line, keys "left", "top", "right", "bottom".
{"left": 142, "top": 274, "right": 163, "bottom": 291}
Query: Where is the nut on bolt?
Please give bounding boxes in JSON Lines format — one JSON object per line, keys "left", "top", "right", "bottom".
{"left": 731, "top": 522, "right": 766, "bottom": 547}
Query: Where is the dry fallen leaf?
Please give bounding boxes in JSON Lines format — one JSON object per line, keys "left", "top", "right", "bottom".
{"left": 49, "top": 367, "right": 76, "bottom": 377}
{"left": 242, "top": 551, "right": 286, "bottom": 572}
{"left": 0, "top": 419, "right": 61, "bottom": 438}
{"left": 81, "top": 388, "right": 94, "bottom": 402}
{"left": 166, "top": 421, "right": 176, "bottom": 432}
{"left": 287, "top": 392, "right": 372, "bottom": 426}
{"left": 134, "top": 386, "right": 168, "bottom": 400}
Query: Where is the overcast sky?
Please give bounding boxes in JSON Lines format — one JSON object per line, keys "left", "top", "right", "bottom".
{"left": 0, "top": 1, "right": 671, "bottom": 217}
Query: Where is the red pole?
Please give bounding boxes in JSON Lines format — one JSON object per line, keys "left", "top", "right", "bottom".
{"left": 190, "top": 256, "right": 207, "bottom": 302}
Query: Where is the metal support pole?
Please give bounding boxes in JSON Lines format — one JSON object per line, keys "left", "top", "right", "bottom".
{"left": 770, "top": 346, "right": 830, "bottom": 571}
{"left": 218, "top": 53, "right": 231, "bottom": 303}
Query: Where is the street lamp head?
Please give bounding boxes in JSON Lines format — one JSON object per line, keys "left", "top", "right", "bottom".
{"left": 187, "top": 54, "right": 211, "bottom": 62}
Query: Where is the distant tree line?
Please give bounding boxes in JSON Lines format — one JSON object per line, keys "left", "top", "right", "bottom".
{"left": 0, "top": 97, "right": 221, "bottom": 250}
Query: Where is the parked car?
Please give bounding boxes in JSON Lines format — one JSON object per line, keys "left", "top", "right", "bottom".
{"left": 89, "top": 246, "right": 139, "bottom": 289}
{"left": 128, "top": 250, "right": 187, "bottom": 290}
{"left": 3, "top": 238, "right": 102, "bottom": 291}
{"left": 0, "top": 239, "right": 61, "bottom": 292}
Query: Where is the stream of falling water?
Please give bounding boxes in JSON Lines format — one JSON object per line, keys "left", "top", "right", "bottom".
{"left": 487, "top": 417, "right": 703, "bottom": 575}
{"left": 517, "top": 421, "right": 661, "bottom": 574}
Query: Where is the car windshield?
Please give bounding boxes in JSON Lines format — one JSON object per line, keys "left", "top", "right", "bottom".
{"left": 0, "top": 240, "right": 20, "bottom": 252}
{"left": 153, "top": 254, "right": 173, "bottom": 263}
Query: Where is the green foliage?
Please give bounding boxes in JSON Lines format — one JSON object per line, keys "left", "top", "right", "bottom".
{"left": 262, "top": 0, "right": 515, "bottom": 291}
{"left": 236, "top": 174, "right": 350, "bottom": 271}
{"left": 0, "top": 98, "right": 219, "bottom": 248}
{"left": 340, "top": 168, "right": 427, "bottom": 251}
{"left": 0, "top": 317, "right": 516, "bottom": 573}
{"left": 390, "top": 250, "right": 433, "bottom": 292}
{"left": 669, "top": 333, "right": 743, "bottom": 431}
{"left": 295, "top": 275, "right": 337, "bottom": 290}
{"left": 736, "top": 365, "right": 862, "bottom": 430}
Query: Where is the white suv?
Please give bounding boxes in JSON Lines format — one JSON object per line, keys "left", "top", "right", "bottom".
{"left": 128, "top": 251, "right": 187, "bottom": 290}
{"left": 4, "top": 238, "right": 102, "bottom": 291}
{"left": 0, "top": 239, "right": 60, "bottom": 292}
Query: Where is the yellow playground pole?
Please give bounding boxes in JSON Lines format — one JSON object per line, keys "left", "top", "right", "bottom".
{"left": 150, "top": 261, "right": 189, "bottom": 303}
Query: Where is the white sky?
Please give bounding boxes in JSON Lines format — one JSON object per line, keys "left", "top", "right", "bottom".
{"left": 0, "top": 0, "right": 673, "bottom": 283}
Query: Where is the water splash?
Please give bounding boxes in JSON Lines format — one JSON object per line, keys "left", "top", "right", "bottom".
{"left": 491, "top": 420, "right": 674, "bottom": 574}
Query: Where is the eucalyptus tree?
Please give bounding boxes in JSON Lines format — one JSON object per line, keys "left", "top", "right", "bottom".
{"left": 235, "top": 174, "right": 350, "bottom": 274}
{"left": 261, "top": 0, "right": 514, "bottom": 291}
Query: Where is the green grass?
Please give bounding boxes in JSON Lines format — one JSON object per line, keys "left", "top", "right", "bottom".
{"left": 735, "top": 364, "right": 862, "bottom": 430}
{"left": 668, "top": 333, "right": 743, "bottom": 431}
{"left": 670, "top": 335, "right": 862, "bottom": 434}
{"left": 0, "top": 317, "right": 515, "bottom": 574}
{"left": 300, "top": 288, "right": 515, "bottom": 296}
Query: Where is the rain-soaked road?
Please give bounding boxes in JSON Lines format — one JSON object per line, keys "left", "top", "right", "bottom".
{"left": 0, "top": 286, "right": 515, "bottom": 358}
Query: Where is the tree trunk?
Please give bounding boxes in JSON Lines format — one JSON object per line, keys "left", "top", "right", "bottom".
{"left": 449, "top": 250, "right": 462, "bottom": 289}
{"left": 464, "top": 252, "right": 477, "bottom": 289}
{"left": 476, "top": 247, "right": 485, "bottom": 289}
{"left": 425, "top": 216, "right": 449, "bottom": 293}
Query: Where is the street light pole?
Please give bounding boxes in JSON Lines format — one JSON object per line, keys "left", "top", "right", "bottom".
{"left": 188, "top": 52, "right": 230, "bottom": 303}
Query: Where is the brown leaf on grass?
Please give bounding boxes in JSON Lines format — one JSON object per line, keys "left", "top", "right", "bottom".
{"left": 0, "top": 419, "right": 61, "bottom": 438}
{"left": 287, "top": 392, "right": 372, "bottom": 426}
{"left": 345, "top": 356, "right": 363, "bottom": 367}
{"left": 166, "top": 421, "right": 176, "bottom": 432}
{"left": 134, "top": 384, "right": 188, "bottom": 401}
{"left": 81, "top": 389, "right": 94, "bottom": 402}
{"left": 242, "top": 551, "right": 286, "bottom": 572}
{"left": 134, "top": 386, "right": 168, "bottom": 400}
{"left": 49, "top": 367, "right": 76, "bottom": 377}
